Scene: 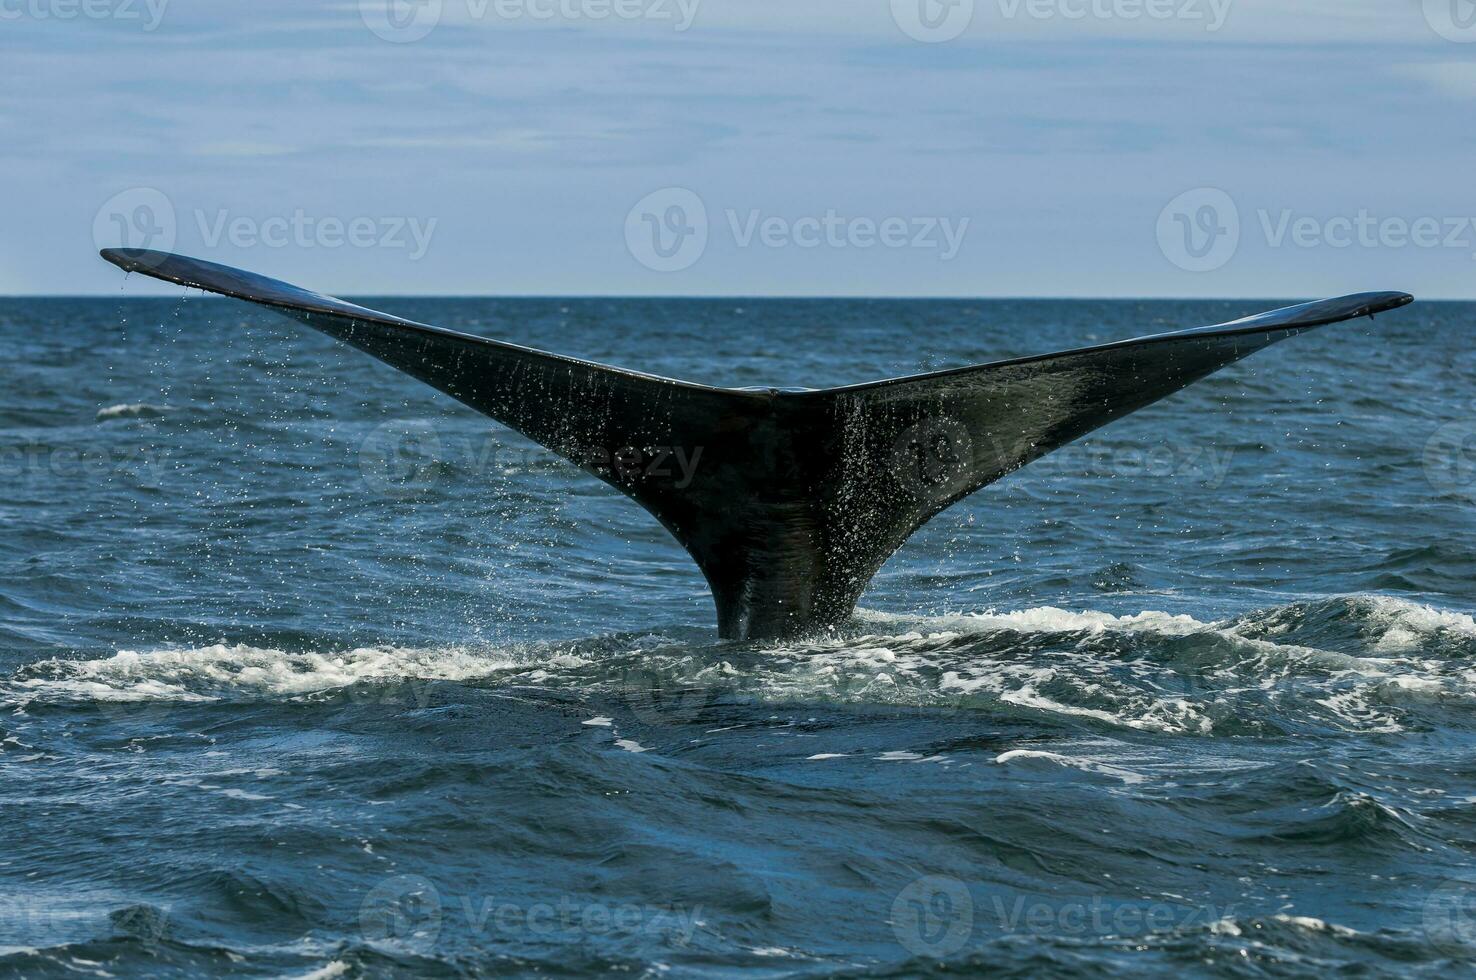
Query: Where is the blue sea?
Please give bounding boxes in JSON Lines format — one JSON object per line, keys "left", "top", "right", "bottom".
{"left": 3, "top": 294, "right": 1476, "bottom": 977}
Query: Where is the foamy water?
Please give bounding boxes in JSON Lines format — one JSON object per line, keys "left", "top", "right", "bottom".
{"left": 11, "top": 596, "right": 1474, "bottom": 741}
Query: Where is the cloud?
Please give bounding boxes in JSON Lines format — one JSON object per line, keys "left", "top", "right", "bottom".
{"left": 1395, "top": 61, "right": 1476, "bottom": 100}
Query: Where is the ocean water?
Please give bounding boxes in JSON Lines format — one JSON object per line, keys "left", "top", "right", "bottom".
{"left": 3, "top": 294, "right": 1476, "bottom": 977}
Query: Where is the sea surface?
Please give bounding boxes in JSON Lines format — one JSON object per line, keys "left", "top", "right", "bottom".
{"left": 3, "top": 294, "right": 1476, "bottom": 977}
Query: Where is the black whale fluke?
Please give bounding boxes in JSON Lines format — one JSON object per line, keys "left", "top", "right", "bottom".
{"left": 100, "top": 248, "right": 1413, "bottom": 641}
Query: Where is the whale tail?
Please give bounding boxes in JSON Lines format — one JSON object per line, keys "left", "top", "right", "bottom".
{"left": 100, "top": 248, "right": 1412, "bottom": 641}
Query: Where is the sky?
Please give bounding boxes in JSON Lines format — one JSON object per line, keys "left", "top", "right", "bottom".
{"left": 3, "top": 0, "right": 1475, "bottom": 297}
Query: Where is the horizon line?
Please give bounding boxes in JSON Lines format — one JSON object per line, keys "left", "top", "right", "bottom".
{"left": 5, "top": 292, "right": 1470, "bottom": 303}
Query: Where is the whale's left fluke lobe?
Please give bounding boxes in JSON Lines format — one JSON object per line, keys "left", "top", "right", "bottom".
{"left": 100, "top": 248, "right": 1413, "bottom": 641}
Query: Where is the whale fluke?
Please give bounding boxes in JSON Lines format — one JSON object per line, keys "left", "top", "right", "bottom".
{"left": 100, "top": 248, "right": 1412, "bottom": 641}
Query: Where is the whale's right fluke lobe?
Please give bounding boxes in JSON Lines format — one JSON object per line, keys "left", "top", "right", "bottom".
{"left": 783, "top": 291, "right": 1413, "bottom": 635}
{"left": 100, "top": 248, "right": 1412, "bottom": 640}
{"left": 807, "top": 293, "right": 1415, "bottom": 529}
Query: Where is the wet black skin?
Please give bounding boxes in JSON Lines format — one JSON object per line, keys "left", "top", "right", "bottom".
{"left": 101, "top": 248, "right": 1413, "bottom": 641}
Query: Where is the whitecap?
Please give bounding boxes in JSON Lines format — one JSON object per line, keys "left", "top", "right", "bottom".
{"left": 95, "top": 402, "right": 173, "bottom": 421}
{"left": 7, "top": 642, "right": 520, "bottom": 704}
{"left": 994, "top": 749, "right": 1147, "bottom": 784}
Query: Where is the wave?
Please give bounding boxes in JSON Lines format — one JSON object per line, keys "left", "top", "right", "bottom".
{"left": 7, "top": 643, "right": 522, "bottom": 702}
{"left": 6, "top": 595, "right": 1475, "bottom": 737}
{"left": 95, "top": 403, "right": 174, "bottom": 421}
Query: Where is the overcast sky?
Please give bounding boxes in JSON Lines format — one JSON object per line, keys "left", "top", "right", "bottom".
{"left": 4, "top": 0, "right": 1475, "bottom": 297}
